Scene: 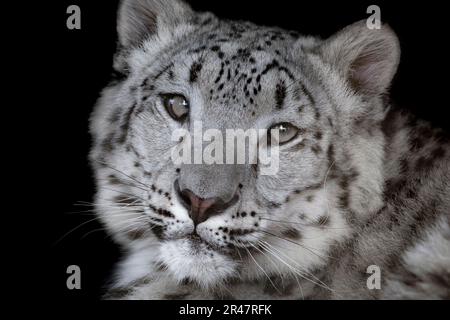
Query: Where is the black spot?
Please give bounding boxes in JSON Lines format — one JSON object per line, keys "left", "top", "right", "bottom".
{"left": 317, "top": 216, "right": 329, "bottom": 227}
{"left": 327, "top": 144, "right": 335, "bottom": 163}
{"left": 200, "top": 17, "right": 212, "bottom": 26}
{"left": 229, "top": 228, "right": 253, "bottom": 236}
{"left": 117, "top": 103, "right": 138, "bottom": 144}
{"left": 126, "top": 228, "right": 147, "bottom": 240}
{"left": 278, "top": 66, "right": 295, "bottom": 80}
{"left": 163, "top": 293, "right": 189, "bottom": 300}
{"left": 275, "top": 82, "right": 286, "bottom": 109}
{"left": 299, "top": 83, "right": 315, "bottom": 105}
{"left": 269, "top": 202, "right": 281, "bottom": 209}
{"left": 311, "top": 145, "right": 322, "bottom": 155}
{"left": 107, "top": 174, "right": 121, "bottom": 185}
{"left": 338, "top": 176, "right": 351, "bottom": 208}
{"left": 314, "top": 131, "right": 323, "bottom": 140}
{"left": 149, "top": 223, "right": 165, "bottom": 239}
{"left": 261, "top": 59, "right": 279, "bottom": 76}
{"left": 101, "top": 132, "right": 115, "bottom": 153}
{"left": 110, "top": 69, "right": 128, "bottom": 83}
{"left": 189, "top": 61, "right": 203, "bottom": 83}
{"left": 108, "top": 108, "right": 122, "bottom": 124}
{"left": 315, "top": 109, "right": 321, "bottom": 120}
{"left": 104, "top": 287, "right": 133, "bottom": 299}
{"left": 282, "top": 228, "right": 301, "bottom": 240}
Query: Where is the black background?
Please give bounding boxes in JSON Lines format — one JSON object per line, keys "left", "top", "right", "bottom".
{"left": 38, "top": 0, "right": 449, "bottom": 300}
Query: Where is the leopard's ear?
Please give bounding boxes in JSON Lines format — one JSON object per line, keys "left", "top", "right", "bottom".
{"left": 117, "top": 0, "right": 194, "bottom": 48}
{"left": 316, "top": 20, "right": 400, "bottom": 97}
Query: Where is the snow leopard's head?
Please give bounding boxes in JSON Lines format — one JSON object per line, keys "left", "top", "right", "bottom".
{"left": 90, "top": 0, "right": 400, "bottom": 290}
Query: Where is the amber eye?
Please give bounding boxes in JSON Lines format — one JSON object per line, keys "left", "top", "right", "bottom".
{"left": 161, "top": 94, "right": 189, "bottom": 120}
{"left": 268, "top": 122, "right": 300, "bottom": 145}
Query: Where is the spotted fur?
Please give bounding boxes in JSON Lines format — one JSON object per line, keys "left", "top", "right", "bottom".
{"left": 90, "top": 0, "right": 450, "bottom": 299}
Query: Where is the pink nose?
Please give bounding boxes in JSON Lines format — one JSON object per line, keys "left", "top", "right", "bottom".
{"left": 181, "top": 189, "right": 218, "bottom": 226}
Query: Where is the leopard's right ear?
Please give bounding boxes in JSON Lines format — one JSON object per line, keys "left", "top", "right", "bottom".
{"left": 313, "top": 20, "right": 400, "bottom": 97}
{"left": 117, "top": 0, "right": 194, "bottom": 48}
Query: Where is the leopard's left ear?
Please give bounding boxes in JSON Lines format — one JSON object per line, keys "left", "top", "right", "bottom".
{"left": 315, "top": 20, "right": 400, "bottom": 97}
{"left": 117, "top": 0, "right": 194, "bottom": 48}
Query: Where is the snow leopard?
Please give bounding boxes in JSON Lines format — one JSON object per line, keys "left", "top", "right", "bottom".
{"left": 89, "top": 0, "right": 450, "bottom": 299}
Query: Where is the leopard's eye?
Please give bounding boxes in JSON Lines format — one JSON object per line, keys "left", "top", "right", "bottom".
{"left": 161, "top": 94, "right": 189, "bottom": 120}
{"left": 268, "top": 122, "right": 300, "bottom": 145}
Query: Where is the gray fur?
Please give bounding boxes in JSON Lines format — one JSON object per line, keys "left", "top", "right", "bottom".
{"left": 90, "top": 0, "right": 450, "bottom": 299}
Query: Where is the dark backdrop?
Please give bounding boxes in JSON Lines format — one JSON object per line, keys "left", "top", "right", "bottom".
{"left": 42, "top": 0, "right": 449, "bottom": 299}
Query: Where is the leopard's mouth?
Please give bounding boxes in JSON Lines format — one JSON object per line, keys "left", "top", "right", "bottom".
{"left": 158, "top": 237, "right": 239, "bottom": 287}
{"left": 184, "top": 233, "right": 233, "bottom": 256}
{"left": 184, "top": 232, "right": 259, "bottom": 262}
{"left": 185, "top": 233, "right": 214, "bottom": 251}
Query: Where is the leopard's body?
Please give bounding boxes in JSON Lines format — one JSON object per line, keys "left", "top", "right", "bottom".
{"left": 89, "top": 0, "right": 450, "bottom": 299}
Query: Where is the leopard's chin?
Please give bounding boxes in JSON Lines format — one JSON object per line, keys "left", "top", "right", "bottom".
{"left": 159, "top": 237, "right": 238, "bottom": 288}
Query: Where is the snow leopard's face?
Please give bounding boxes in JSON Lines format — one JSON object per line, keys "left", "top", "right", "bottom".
{"left": 90, "top": 0, "right": 399, "bottom": 289}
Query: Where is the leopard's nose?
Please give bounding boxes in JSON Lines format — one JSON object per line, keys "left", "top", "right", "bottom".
{"left": 174, "top": 180, "right": 238, "bottom": 226}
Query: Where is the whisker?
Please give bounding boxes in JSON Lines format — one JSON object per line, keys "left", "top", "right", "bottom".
{"left": 259, "top": 216, "right": 351, "bottom": 231}
{"left": 257, "top": 229, "right": 337, "bottom": 261}
{"left": 94, "top": 160, "right": 148, "bottom": 188}
{"left": 249, "top": 241, "right": 286, "bottom": 283}
{"left": 257, "top": 240, "right": 334, "bottom": 293}
{"left": 238, "top": 240, "right": 282, "bottom": 295}
{"left": 97, "top": 177, "right": 148, "bottom": 192}
{"left": 247, "top": 234, "right": 329, "bottom": 292}
{"left": 99, "top": 181, "right": 148, "bottom": 193}
{"left": 53, "top": 217, "right": 105, "bottom": 246}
